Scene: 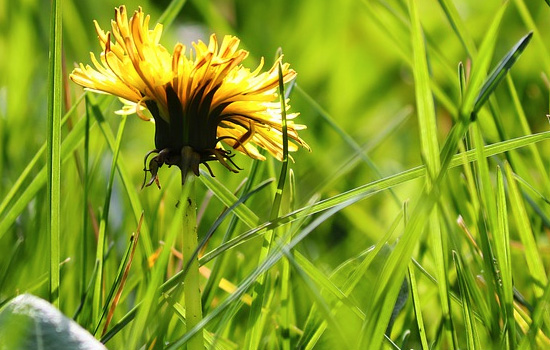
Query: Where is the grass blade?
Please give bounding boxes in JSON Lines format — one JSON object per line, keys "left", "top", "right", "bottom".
{"left": 437, "top": 0, "right": 477, "bottom": 57}
{"left": 495, "top": 166, "right": 516, "bottom": 348}
{"left": 158, "top": 0, "right": 188, "bottom": 30}
{"left": 408, "top": 263, "right": 429, "bottom": 350}
{"left": 453, "top": 251, "right": 481, "bottom": 350}
{"left": 200, "top": 131, "right": 550, "bottom": 265}
{"left": 92, "top": 114, "right": 127, "bottom": 325}
{"left": 89, "top": 96, "right": 154, "bottom": 257}
{"left": 473, "top": 32, "right": 533, "bottom": 113}
{"left": 504, "top": 162, "right": 547, "bottom": 296}
{"left": 46, "top": 0, "right": 62, "bottom": 306}
{"left": 459, "top": 3, "right": 507, "bottom": 120}
{"left": 245, "top": 61, "right": 290, "bottom": 350}
{"left": 504, "top": 158, "right": 550, "bottom": 336}
{"left": 409, "top": 0, "right": 439, "bottom": 177}
{"left": 471, "top": 123, "right": 500, "bottom": 333}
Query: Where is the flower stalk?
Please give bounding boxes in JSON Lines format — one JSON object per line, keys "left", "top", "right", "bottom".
{"left": 181, "top": 174, "right": 203, "bottom": 350}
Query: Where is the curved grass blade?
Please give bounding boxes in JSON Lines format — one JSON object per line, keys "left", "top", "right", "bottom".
{"left": 198, "top": 171, "right": 259, "bottom": 227}
{"left": 200, "top": 131, "right": 550, "bottom": 265}
{"left": 295, "top": 85, "right": 405, "bottom": 205}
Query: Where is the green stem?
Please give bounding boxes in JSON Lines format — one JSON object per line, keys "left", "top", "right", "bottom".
{"left": 182, "top": 175, "right": 204, "bottom": 350}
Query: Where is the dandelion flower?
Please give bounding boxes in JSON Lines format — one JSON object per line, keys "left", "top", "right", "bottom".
{"left": 70, "top": 6, "right": 309, "bottom": 187}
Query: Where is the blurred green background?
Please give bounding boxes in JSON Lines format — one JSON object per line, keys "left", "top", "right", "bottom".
{"left": 2, "top": 0, "right": 550, "bottom": 348}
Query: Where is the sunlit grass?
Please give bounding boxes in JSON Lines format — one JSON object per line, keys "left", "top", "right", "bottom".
{"left": 2, "top": 0, "right": 550, "bottom": 349}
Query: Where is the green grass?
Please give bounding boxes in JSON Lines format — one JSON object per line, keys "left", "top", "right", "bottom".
{"left": 2, "top": 0, "right": 550, "bottom": 349}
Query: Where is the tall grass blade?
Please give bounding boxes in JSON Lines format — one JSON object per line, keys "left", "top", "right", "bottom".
{"left": 244, "top": 60, "right": 291, "bottom": 350}
{"left": 459, "top": 3, "right": 507, "bottom": 121}
{"left": 46, "top": 0, "right": 62, "bottom": 306}
{"left": 408, "top": 2, "right": 455, "bottom": 348}
{"left": 437, "top": 0, "right": 476, "bottom": 57}
{"left": 89, "top": 97, "right": 154, "bottom": 257}
{"left": 504, "top": 162, "right": 550, "bottom": 335}
{"left": 453, "top": 251, "right": 481, "bottom": 350}
{"left": 0, "top": 93, "right": 84, "bottom": 219}
{"left": 92, "top": 114, "right": 127, "bottom": 326}
{"left": 471, "top": 123, "right": 501, "bottom": 334}
{"left": 408, "top": 263, "right": 429, "bottom": 350}
{"left": 513, "top": 0, "right": 550, "bottom": 75}
{"left": 0, "top": 107, "right": 97, "bottom": 240}
{"left": 504, "top": 162, "right": 547, "bottom": 296}
{"left": 495, "top": 166, "right": 516, "bottom": 348}
{"left": 158, "top": 0, "right": 188, "bottom": 30}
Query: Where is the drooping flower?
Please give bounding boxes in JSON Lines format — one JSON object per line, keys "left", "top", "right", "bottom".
{"left": 70, "top": 5, "right": 309, "bottom": 187}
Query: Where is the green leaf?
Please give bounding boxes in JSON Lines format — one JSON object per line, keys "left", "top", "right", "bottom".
{"left": 0, "top": 294, "right": 106, "bottom": 350}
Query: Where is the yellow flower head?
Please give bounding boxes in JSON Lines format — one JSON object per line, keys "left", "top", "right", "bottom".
{"left": 70, "top": 5, "right": 309, "bottom": 187}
